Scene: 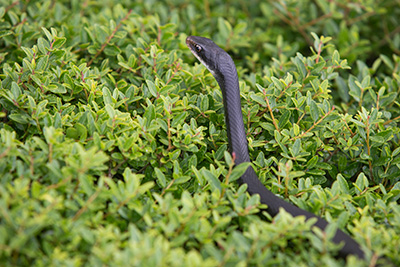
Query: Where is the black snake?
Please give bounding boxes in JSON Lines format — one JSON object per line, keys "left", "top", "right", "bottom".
{"left": 186, "top": 35, "right": 365, "bottom": 259}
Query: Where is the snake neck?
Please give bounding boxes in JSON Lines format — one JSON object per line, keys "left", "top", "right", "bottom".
{"left": 214, "top": 58, "right": 250, "bottom": 166}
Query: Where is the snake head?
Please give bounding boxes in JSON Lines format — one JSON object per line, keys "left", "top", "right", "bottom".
{"left": 186, "top": 35, "right": 231, "bottom": 77}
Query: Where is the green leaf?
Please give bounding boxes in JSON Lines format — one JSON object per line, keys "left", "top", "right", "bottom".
{"left": 144, "top": 103, "right": 156, "bottom": 128}
{"left": 36, "top": 55, "right": 49, "bottom": 71}
{"left": 171, "top": 111, "right": 187, "bottom": 128}
{"left": 291, "top": 139, "right": 301, "bottom": 157}
{"left": 306, "top": 156, "right": 319, "bottom": 169}
{"left": 0, "top": 7, "right": 5, "bottom": 19}
{"left": 278, "top": 110, "right": 291, "bottom": 129}
{"left": 53, "top": 36, "right": 66, "bottom": 49}
{"left": 294, "top": 57, "right": 307, "bottom": 79}
{"left": 146, "top": 80, "right": 158, "bottom": 97}
{"left": 154, "top": 167, "right": 166, "bottom": 187}
{"left": 250, "top": 93, "right": 266, "bottom": 106}
{"left": 42, "top": 27, "right": 53, "bottom": 42}
{"left": 309, "top": 101, "right": 319, "bottom": 122}
{"left": 332, "top": 50, "right": 340, "bottom": 64}
{"left": 201, "top": 169, "right": 221, "bottom": 191}
{"left": 336, "top": 174, "right": 350, "bottom": 194}
{"left": 218, "top": 18, "right": 232, "bottom": 40}
{"left": 215, "top": 144, "right": 227, "bottom": 161}
{"left": 37, "top": 37, "right": 50, "bottom": 54}
{"left": 102, "top": 87, "right": 113, "bottom": 105}
{"left": 348, "top": 75, "right": 362, "bottom": 101}
{"left": 11, "top": 82, "right": 21, "bottom": 99}
{"left": 380, "top": 54, "right": 393, "bottom": 70}
{"left": 200, "top": 95, "right": 209, "bottom": 111}
{"left": 0, "top": 30, "right": 13, "bottom": 38}
{"left": 230, "top": 162, "right": 251, "bottom": 182}
{"left": 104, "top": 45, "right": 121, "bottom": 56}
{"left": 105, "top": 104, "right": 115, "bottom": 118}
{"left": 8, "top": 113, "right": 31, "bottom": 124}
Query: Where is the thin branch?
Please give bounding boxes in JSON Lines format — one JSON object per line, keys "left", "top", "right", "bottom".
{"left": 87, "top": 10, "right": 133, "bottom": 66}
{"left": 0, "top": 147, "right": 11, "bottom": 160}
{"left": 272, "top": 7, "right": 312, "bottom": 46}
{"left": 72, "top": 187, "right": 102, "bottom": 221}
{"left": 221, "top": 152, "right": 236, "bottom": 199}
{"left": 316, "top": 40, "right": 323, "bottom": 63}
{"left": 383, "top": 114, "right": 400, "bottom": 126}
{"left": 263, "top": 89, "right": 280, "bottom": 132}
{"left": 46, "top": 176, "right": 73, "bottom": 190}
{"left": 5, "top": 1, "right": 19, "bottom": 13}
{"left": 303, "top": 12, "right": 332, "bottom": 28}
{"left": 291, "top": 106, "right": 335, "bottom": 141}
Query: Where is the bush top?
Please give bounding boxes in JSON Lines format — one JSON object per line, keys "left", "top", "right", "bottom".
{"left": 0, "top": 1, "right": 399, "bottom": 266}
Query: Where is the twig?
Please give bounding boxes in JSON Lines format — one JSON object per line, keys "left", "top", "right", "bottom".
{"left": 46, "top": 176, "right": 73, "bottom": 190}
{"left": 0, "top": 147, "right": 11, "bottom": 160}
{"left": 221, "top": 152, "right": 236, "bottom": 199}
{"left": 87, "top": 10, "right": 133, "bottom": 66}
{"left": 291, "top": 106, "right": 335, "bottom": 141}
{"left": 316, "top": 40, "right": 323, "bottom": 64}
{"left": 165, "top": 62, "right": 181, "bottom": 85}
{"left": 383, "top": 114, "right": 400, "bottom": 126}
{"left": 5, "top": 1, "right": 19, "bottom": 13}
{"left": 346, "top": 11, "right": 376, "bottom": 26}
{"left": 303, "top": 12, "right": 332, "bottom": 28}
{"left": 276, "top": 81, "right": 293, "bottom": 101}
{"left": 72, "top": 187, "right": 102, "bottom": 221}
{"left": 263, "top": 89, "right": 280, "bottom": 132}
{"left": 273, "top": 6, "right": 312, "bottom": 46}
{"left": 154, "top": 179, "right": 175, "bottom": 205}
{"left": 341, "top": 117, "right": 356, "bottom": 137}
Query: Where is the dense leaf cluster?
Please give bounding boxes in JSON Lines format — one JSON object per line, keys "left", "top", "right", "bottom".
{"left": 0, "top": 1, "right": 399, "bottom": 266}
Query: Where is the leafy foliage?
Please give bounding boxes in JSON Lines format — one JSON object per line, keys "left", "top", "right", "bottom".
{"left": 0, "top": 0, "right": 399, "bottom": 266}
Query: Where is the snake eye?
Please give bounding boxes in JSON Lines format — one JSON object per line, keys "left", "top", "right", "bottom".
{"left": 194, "top": 44, "right": 202, "bottom": 53}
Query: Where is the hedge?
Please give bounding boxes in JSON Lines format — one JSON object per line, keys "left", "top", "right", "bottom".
{"left": 0, "top": 1, "right": 399, "bottom": 266}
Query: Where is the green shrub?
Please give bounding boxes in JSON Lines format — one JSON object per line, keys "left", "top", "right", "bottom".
{"left": 0, "top": 1, "right": 399, "bottom": 266}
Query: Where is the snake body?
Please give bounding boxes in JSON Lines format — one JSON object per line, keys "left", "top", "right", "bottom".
{"left": 186, "top": 35, "right": 365, "bottom": 259}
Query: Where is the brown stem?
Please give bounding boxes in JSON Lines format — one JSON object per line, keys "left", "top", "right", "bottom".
{"left": 221, "top": 152, "right": 236, "bottom": 199}
{"left": 72, "top": 187, "right": 102, "bottom": 221}
{"left": 87, "top": 10, "right": 133, "bottom": 66}
{"left": 383, "top": 114, "right": 400, "bottom": 126}
{"left": 291, "top": 106, "right": 335, "bottom": 141}
{"left": 316, "top": 40, "right": 322, "bottom": 63}
{"left": 5, "top": 0, "right": 19, "bottom": 12}
{"left": 273, "top": 6, "right": 313, "bottom": 46}
{"left": 0, "top": 147, "right": 11, "bottom": 160}
{"left": 46, "top": 176, "right": 73, "bottom": 190}
{"left": 263, "top": 89, "right": 280, "bottom": 132}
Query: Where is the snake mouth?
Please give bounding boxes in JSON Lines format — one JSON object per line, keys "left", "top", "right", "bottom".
{"left": 186, "top": 36, "right": 196, "bottom": 52}
{"left": 186, "top": 36, "right": 193, "bottom": 44}
{"left": 185, "top": 36, "right": 215, "bottom": 76}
